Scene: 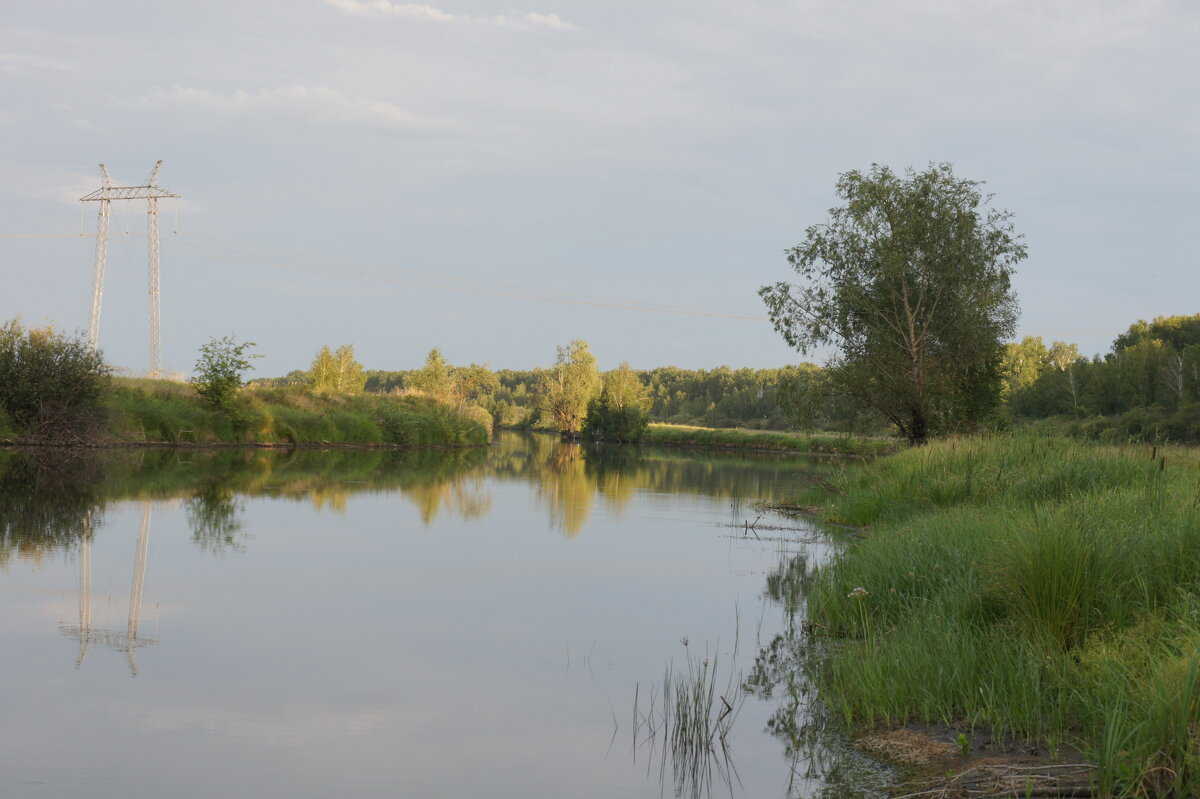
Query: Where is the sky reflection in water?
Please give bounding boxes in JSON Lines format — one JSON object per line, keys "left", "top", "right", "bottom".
{"left": 0, "top": 434, "right": 883, "bottom": 798}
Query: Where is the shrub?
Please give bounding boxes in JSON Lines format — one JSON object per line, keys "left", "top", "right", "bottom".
{"left": 583, "top": 397, "right": 649, "bottom": 442}
{"left": 0, "top": 319, "right": 111, "bottom": 441}
{"left": 460, "top": 405, "right": 494, "bottom": 438}
{"left": 190, "top": 335, "right": 259, "bottom": 410}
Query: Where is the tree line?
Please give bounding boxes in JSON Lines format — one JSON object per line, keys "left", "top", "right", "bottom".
{"left": 1000, "top": 314, "right": 1200, "bottom": 442}
{"left": 311, "top": 358, "right": 874, "bottom": 434}
{"left": 248, "top": 312, "right": 1199, "bottom": 445}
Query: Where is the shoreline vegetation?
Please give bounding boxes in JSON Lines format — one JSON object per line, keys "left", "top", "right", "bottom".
{"left": 0, "top": 377, "right": 491, "bottom": 449}
{"left": 786, "top": 434, "right": 1200, "bottom": 797}
{"left": 106, "top": 379, "right": 492, "bottom": 448}
{"left": 641, "top": 423, "right": 899, "bottom": 457}
{"left": 0, "top": 375, "right": 896, "bottom": 457}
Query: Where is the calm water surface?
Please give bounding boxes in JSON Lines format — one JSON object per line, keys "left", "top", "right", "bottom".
{"left": 0, "top": 433, "right": 886, "bottom": 798}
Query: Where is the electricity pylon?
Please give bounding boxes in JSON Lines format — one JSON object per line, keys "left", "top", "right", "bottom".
{"left": 80, "top": 161, "right": 180, "bottom": 377}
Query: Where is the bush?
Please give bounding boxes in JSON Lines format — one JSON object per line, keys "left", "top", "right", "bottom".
{"left": 460, "top": 405, "right": 494, "bottom": 438}
{"left": 0, "top": 319, "right": 111, "bottom": 441}
{"left": 190, "top": 335, "right": 259, "bottom": 410}
{"left": 582, "top": 397, "right": 649, "bottom": 442}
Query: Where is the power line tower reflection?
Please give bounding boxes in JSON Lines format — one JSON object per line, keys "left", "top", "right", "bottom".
{"left": 59, "top": 502, "right": 159, "bottom": 676}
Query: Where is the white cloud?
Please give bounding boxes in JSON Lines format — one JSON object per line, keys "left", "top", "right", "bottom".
{"left": 325, "top": 0, "right": 578, "bottom": 30}
{"left": 125, "top": 85, "right": 461, "bottom": 133}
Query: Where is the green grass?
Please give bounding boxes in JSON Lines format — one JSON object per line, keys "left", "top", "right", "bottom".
{"left": 101, "top": 379, "right": 489, "bottom": 447}
{"left": 643, "top": 423, "right": 899, "bottom": 457}
{"left": 795, "top": 435, "right": 1200, "bottom": 796}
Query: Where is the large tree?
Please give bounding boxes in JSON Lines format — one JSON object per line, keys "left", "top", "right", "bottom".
{"left": 410, "top": 348, "right": 455, "bottom": 401}
{"left": 535, "top": 339, "right": 601, "bottom": 436}
{"left": 760, "top": 163, "right": 1024, "bottom": 444}
{"left": 582, "top": 363, "right": 651, "bottom": 442}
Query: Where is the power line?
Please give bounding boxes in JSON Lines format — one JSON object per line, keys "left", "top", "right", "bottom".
{"left": 0, "top": 233, "right": 90, "bottom": 238}
{"left": 3, "top": 227, "right": 770, "bottom": 320}
{"left": 0, "top": 228, "right": 1124, "bottom": 336}
{"left": 138, "top": 230, "right": 773, "bottom": 321}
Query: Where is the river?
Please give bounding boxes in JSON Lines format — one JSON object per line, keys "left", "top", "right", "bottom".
{"left": 0, "top": 432, "right": 887, "bottom": 798}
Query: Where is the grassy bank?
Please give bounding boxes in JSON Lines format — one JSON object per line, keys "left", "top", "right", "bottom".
{"left": 99, "top": 378, "right": 490, "bottom": 447}
{"left": 643, "top": 423, "right": 898, "bottom": 457}
{"left": 795, "top": 435, "right": 1200, "bottom": 796}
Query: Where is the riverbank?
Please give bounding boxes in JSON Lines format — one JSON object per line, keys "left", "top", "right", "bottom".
{"left": 1, "top": 378, "right": 491, "bottom": 448}
{"left": 791, "top": 435, "right": 1200, "bottom": 797}
{"left": 642, "top": 423, "right": 899, "bottom": 457}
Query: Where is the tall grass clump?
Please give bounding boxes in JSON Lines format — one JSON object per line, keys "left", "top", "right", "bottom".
{"left": 797, "top": 434, "right": 1200, "bottom": 795}
{"left": 800, "top": 435, "right": 1159, "bottom": 526}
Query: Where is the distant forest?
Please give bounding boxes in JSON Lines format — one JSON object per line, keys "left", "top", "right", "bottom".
{"left": 259, "top": 363, "right": 862, "bottom": 431}
{"left": 253, "top": 313, "right": 1200, "bottom": 442}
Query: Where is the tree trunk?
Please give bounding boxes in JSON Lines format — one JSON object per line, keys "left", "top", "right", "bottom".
{"left": 907, "top": 408, "right": 929, "bottom": 446}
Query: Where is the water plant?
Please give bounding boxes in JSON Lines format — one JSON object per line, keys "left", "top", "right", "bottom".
{"left": 633, "top": 638, "right": 746, "bottom": 799}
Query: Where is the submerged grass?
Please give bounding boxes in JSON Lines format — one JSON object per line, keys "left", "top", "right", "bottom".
{"left": 644, "top": 423, "right": 898, "bottom": 457}
{"left": 796, "top": 435, "right": 1200, "bottom": 796}
{"left": 101, "top": 379, "right": 489, "bottom": 447}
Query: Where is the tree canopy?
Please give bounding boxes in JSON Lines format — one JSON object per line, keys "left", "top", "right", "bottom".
{"left": 190, "top": 335, "right": 260, "bottom": 411}
{"left": 760, "top": 163, "right": 1024, "bottom": 444}
{"left": 1112, "top": 314, "right": 1200, "bottom": 352}
{"left": 535, "top": 339, "right": 601, "bottom": 435}
{"left": 409, "top": 348, "right": 455, "bottom": 401}
{"left": 308, "top": 344, "right": 365, "bottom": 394}
{"left": 582, "top": 363, "right": 651, "bottom": 442}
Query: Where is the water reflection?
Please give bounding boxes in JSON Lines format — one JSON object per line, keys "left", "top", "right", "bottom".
{"left": 187, "top": 486, "right": 246, "bottom": 555}
{"left": 0, "top": 434, "right": 869, "bottom": 798}
{"left": 750, "top": 553, "right": 893, "bottom": 798}
{"left": 0, "top": 433, "right": 840, "bottom": 561}
{"left": 58, "top": 502, "right": 159, "bottom": 675}
{"left": 0, "top": 448, "right": 105, "bottom": 565}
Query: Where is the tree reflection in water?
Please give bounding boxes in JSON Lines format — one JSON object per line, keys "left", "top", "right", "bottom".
{"left": 1, "top": 434, "right": 888, "bottom": 793}
{"left": 187, "top": 485, "right": 247, "bottom": 555}
{"left": 0, "top": 448, "right": 105, "bottom": 565}
{"left": 747, "top": 552, "right": 894, "bottom": 798}
{"left": 1, "top": 433, "right": 840, "bottom": 557}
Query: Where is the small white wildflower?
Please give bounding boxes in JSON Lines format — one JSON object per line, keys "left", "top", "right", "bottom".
{"left": 847, "top": 587, "right": 869, "bottom": 599}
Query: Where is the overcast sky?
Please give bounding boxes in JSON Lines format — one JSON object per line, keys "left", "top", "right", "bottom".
{"left": 2, "top": 0, "right": 1197, "bottom": 377}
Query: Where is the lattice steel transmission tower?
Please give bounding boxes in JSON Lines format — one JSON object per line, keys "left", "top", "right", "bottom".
{"left": 80, "top": 161, "right": 180, "bottom": 376}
